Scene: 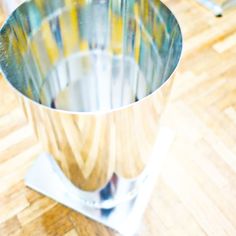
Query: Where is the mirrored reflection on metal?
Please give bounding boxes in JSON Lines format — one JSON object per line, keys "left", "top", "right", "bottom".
{"left": 25, "top": 127, "right": 174, "bottom": 235}
{"left": 0, "top": 0, "right": 182, "bottom": 209}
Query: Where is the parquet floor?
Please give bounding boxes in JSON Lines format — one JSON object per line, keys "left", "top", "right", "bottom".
{"left": 1, "top": 0, "right": 236, "bottom": 235}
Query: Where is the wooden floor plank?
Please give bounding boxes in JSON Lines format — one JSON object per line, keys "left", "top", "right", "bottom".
{"left": 18, "top": 205, "right": 74, "bottom": 236}
{"left": 1, "top": 0, "right": 236, "bottom": 235}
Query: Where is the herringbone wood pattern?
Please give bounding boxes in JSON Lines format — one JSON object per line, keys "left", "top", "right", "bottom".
{"left": 1, "top": 0, "right": 236, "bottom": 235}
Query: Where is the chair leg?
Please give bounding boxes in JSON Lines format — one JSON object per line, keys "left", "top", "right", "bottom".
{"left": 194, "top": 0, "right": 223, "bottom": 16}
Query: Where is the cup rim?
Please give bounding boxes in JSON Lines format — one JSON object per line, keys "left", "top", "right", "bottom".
{"left": 0, "top": 0, "right": 183, "bottom": 116}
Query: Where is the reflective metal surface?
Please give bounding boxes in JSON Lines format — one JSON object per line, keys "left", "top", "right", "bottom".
{"left": 0, "top": 0, "right": 182, "bottom": 208}
{"left": 25, "top": 127, "right": 174, "bottom": 235}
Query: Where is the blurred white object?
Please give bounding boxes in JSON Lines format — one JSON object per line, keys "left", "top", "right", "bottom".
{"left": 0, "top": 0, "right": 25, "bottom": 15}
{"left": 194, "top": 0, "right": 236, "bottom": 16}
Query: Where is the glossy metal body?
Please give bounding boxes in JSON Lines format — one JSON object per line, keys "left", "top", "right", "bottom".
{"left": 25, "top": 127, "right": 174, "bottom": 235}
{"left": 0, "top": 0, "right": 182, "bottom": 208}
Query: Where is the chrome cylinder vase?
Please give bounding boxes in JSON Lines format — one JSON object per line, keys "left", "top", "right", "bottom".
{"left": 0, "top": 0, "right": 182, "bottom": 209}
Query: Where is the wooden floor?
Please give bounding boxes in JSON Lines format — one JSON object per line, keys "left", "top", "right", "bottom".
{"left": 1, "top": 0, "right": 236, "bottom": 235}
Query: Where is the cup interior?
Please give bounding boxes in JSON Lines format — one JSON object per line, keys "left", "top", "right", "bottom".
{"left": 0, "top": 0, "right": 182, "bottom": 112}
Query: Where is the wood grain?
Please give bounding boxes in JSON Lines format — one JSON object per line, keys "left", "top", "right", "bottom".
{"left": 1, "top": 0, "right": 236, "bottom": 235}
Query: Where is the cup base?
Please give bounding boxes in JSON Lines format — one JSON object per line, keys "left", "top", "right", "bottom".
{"left": 25, "top": 127, "right": 174, "bottom": 235}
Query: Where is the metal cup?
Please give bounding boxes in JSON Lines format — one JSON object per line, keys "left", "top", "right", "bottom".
{"left": 0, "top": 0, "right": 182, "bottom": 209}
